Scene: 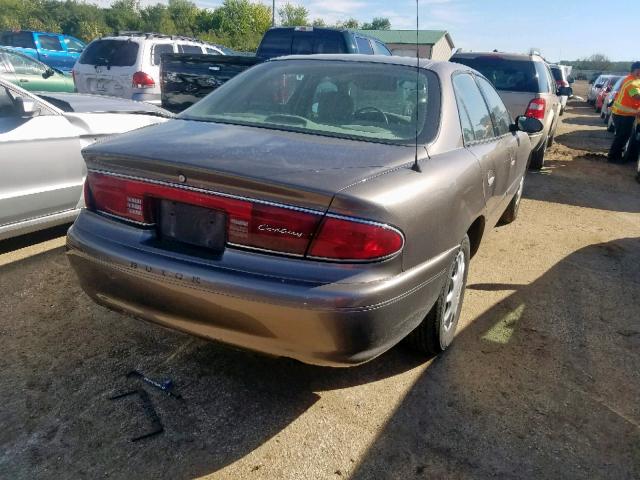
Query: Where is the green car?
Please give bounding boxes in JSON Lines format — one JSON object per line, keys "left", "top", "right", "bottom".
{"left": 0, "top": 46, "right": 74, "bottom": 93}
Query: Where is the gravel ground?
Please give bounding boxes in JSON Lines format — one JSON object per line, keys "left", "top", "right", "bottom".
{"left": 1, "top": 82, "right": 639, "bottom": 479}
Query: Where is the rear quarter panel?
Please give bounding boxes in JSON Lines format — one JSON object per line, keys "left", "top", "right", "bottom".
{"left": 329, "top": 147, "right": 485, "bottom": 272}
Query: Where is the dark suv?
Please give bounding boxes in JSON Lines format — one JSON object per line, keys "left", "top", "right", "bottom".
{"left": 452, "top": 52, "right": 571, "bottom": 169}
{"left": 256, "top": 27, "right": 392, "bottom": 59}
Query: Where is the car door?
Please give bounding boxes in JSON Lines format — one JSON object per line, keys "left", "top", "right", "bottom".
{"left": 34, "top": 33, "right": 68, "bottom": 71}
{"left": 475, "top": 75, "right": 524, "bottom": 195}
{"left": 452, "top": 72, "right": 511, "bottom": 220}
{"left": 0, "top": 83, "right": 84, "bottom": 227}
{"left": 4, "top": 50, "right": 53, "bottom": 91}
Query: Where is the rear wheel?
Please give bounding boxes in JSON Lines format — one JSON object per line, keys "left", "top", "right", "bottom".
{"left": 500, "top": 176, "right": 524, "bottom": 224}
{"left": 407, "top": 235, "right": 470, "bottom": 355}
{"left": 529, "top": 137, "right": 547, "bottom": 170}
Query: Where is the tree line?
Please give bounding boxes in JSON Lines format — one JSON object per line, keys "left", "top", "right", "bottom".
{"left": 0, "top": 0, "right": 391, "bottom": 52}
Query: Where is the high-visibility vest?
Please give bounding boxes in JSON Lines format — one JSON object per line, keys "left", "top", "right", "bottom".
{"left": 611, "top": 74, "right": 640, "bottom": 116}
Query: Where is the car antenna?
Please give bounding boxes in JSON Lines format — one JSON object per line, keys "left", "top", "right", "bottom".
{"left": 411, "top": 0, "right": 422, "bottom": 173}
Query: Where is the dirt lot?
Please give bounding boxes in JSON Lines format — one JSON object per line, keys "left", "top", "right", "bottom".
{"left": 1, "top": 82, "right": 639, "bottom": 479}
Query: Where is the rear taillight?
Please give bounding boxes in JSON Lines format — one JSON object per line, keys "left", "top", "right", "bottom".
{"left": 525, "top": 98, "right": 546, "bottom": 120}
{"left": 132, "top": 71, "right": 155, "bottom": 88}
{"left": 83, "top": 178, "right": 93, "bottom": 209}
{"left": 85, "top": 172, "right": 404, "bottom": 262}
{"left": 308, "top": 216, "right": 404, "bottom": 261}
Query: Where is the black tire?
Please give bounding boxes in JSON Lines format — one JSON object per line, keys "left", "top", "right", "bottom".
{"left": 529, "top": 137, "right": 547, "bottom": 170}
{"left": 636, "top": 155, "right": 640, "bottom": 184}
{"left": 407, "top": 235, "right": 471, "bottom": 355}
{"left": 500, "top": 176, "right": 524, "bottom": 224}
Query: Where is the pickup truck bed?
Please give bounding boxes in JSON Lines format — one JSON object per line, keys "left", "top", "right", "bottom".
{"left": 161, "top": 54, "right": 261, "bottom": 113}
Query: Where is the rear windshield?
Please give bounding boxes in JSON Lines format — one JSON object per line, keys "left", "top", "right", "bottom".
{"left": 453, "top": 56, "right": 549, "bottom": 93}
{"left": 180, "top": 60, "right": 440, "bottom": 145}
{"left": 79, "top": 39, "right": 139, "bottom": 66}
{"left": 258, "top": 30, "right": 347, "bottom": 58}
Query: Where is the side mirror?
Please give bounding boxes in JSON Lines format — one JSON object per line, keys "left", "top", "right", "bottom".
{"left": 512, "top": 115, "right": 544, "bottom": 134}
{"left": 15, "top": 97, "right": 40, "bottom": 117}
{"left": 558, "top": 86, "right": 573, "bottom": 97}
{"left": 42, "top": 68, "right": 55, "bottom": 79}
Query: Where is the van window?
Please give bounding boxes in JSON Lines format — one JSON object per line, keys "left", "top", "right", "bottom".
{"left": 38, "top": 35, "right": 64, "bottom": 51}
{"left": 205, "top": 47, "right": 221, "bottom": 55}
{"left": 79, "top": 39, "right": 139, "bottom": 66}
{"left": 152, "top": 44, "right": 173, "bottom": 65}
{"left": 178, "top": 44, "right": 202, "bottom": 54}
{"left": 355, "top": 37, "right": 373, "bottom": 54}
{"left": 258, "top": 30, "right": 293, "bottom": 58}
{"left": 1, "top": 32, "right": 36, "bottom": 49}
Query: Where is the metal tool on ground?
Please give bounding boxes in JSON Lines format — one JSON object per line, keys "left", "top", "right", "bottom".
{"left": 127, "top": 370, "right": 183, "bottom": 400}
{"left": 109, "top": 389, "right": 164, "bottom": 442}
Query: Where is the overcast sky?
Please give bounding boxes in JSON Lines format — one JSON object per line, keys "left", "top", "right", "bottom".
{"left": 93, "top": 0, "right": 637, "bottom": 61}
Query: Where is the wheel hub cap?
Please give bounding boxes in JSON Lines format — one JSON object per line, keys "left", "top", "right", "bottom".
{"left": 443, "top": 250, "right": 466, "bottom": 332}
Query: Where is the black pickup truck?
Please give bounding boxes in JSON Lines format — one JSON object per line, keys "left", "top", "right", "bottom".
{"left": 161, "top": 27, "right": 391, "bottom": 112}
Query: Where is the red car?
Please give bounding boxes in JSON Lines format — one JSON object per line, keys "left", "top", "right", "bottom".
{"left": 595, "top": 77, "right": 621, "bottom": 113}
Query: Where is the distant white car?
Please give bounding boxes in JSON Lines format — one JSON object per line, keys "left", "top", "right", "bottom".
{"left": 0, "top": 78, "right": 172, "bottom": 240}
{"left": 72, "top": 33, "right": 226, "bottom": 105}
{"left": 602, "top": 76, "right": 625, "bottom": 131}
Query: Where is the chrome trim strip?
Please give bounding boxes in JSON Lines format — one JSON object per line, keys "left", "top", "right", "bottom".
{"left": 88, "top": 169, "right": 325, "bottom": 216}
{"left": 96, "top": 210, "right": 156, "bottom": 227}
{"left": 227, "top": 242, "right": 306, "bottom": 258}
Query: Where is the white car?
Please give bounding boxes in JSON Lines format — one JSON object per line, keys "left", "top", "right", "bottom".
{"left": 72, "top": 33, "right": 226, "bottom": 105}
{"left": 0, "top": 78, "right": 172, "bottom": 240}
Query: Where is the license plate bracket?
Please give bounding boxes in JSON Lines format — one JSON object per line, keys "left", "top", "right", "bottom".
{"left": 158, "top": 200, "right": 226, "bottom": 252}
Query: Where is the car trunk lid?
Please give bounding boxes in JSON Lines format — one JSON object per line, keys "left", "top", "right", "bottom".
{"left": 82, "top": 118, "right": 417, "bottom": 212}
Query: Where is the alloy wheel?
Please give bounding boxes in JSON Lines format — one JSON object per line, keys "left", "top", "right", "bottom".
{"left": 443, "top": 250, "right": 466, "bottom": 332}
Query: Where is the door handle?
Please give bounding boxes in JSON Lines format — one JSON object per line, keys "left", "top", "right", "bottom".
{"left": 19, "top": 78, "right": 29, "bottom": 82}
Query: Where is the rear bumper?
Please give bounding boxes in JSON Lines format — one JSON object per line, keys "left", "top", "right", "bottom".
{"left": 66, "top": 211, "right": 452, "bottom": 366}
{"left": 132, "top": 92, "right": 162, "bottom": 105}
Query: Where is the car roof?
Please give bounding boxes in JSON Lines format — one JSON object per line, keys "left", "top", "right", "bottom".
{"left": 451, "top": 51, "right": 546, "bottom": 63}
{"left": 268, "top": 53, "right": 469, "bottom": 74}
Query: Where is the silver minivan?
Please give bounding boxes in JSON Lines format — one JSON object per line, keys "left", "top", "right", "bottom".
{"left": 451, "top": 52, "right": 570, "bottom": 170}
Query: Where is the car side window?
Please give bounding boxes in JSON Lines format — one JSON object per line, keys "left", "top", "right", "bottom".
{"left": 5, "top": 52, "right": 47, "bottom": 76}
{"left": 475, "top": 76, "right": 512, "bottom": 136}
{"left": 371, "top": 41, "right": 391, "bottom": 55}
{"left": 0, "top": 54, "right": 10, "bottom": 73}
{"left": 0, "top": 86, "right": 16, "bottom": 117}
{"left": 452, "top": 73, "right": 495, "bottom": 142}
{"left": 205, "top": 47, "right": 220, "bottom": 55}
{"left": 38, "top": 35, "right": 64, "bottom": 52}
{"left": 355, "top": 37, "right": 373, "bottom": 55}
{"left": 178, "top": 44, "right": 202, "bottom": 54}
{"left": 2, "top": 32, "right": 36, "bottom": 49}
{"left": 152, "top": 44, "right": 174, "bottom": 65}
{"left": 64, "top": 37, "right": 85, "bottom": 53}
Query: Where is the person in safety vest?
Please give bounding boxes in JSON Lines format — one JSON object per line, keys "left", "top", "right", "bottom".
{"left": 608, "top": 61, "right": 640, "bottom": 163}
